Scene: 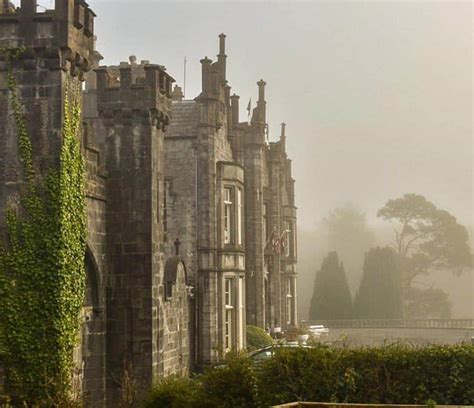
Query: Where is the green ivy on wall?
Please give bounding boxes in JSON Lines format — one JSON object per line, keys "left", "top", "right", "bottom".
{"left": 0, "top": 47, "right": 87, "bottom": 405}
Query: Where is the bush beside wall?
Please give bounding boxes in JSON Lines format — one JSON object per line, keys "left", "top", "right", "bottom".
{"left": 145, "top": 344, "right": 474, "bottom": 407}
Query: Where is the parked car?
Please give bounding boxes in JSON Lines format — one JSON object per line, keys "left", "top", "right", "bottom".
{"left": 308, "top": 324, "right": 329, "bottom": 338}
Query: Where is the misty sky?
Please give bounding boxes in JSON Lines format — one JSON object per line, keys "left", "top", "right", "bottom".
{"left": 88, "top": 0, "right": 472, "bottom": 229}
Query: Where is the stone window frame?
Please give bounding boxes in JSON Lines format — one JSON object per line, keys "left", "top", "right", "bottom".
{"left": 223, "top": 187, "right": 234, "bottom": 245}
{"left": 221, "top": 183, "right": 245, "bottom": 249}
{"left": 224, "top": 276, "right": 235, "bottom": 352}
{"left": 286, "top": 277, "right": 293, "bottom": 326}
{"left": 236, "top": 187, "right": 243, "bottom": 246}
{"left": 222, "top": 273, "right": 246, "bottom": 352}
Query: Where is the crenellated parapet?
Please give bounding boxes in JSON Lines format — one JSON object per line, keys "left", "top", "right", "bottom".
{"left": 95, "top": 60, "right": 174, "bottom": 130}
{"left": 0, "top": 0, "right": 95, "bottom": 79}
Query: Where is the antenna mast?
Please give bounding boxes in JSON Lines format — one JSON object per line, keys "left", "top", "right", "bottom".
{"left": 183, "top": 57, "right": 187, "bottom": 99}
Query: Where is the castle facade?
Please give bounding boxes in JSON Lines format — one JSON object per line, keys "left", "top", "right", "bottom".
{"left": 0, "top": 1, "right": 297, "bottom": 405}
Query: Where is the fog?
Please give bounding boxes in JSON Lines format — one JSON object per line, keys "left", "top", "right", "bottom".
{"left": 90, "top": 0, "right": 473, "bottom": 319}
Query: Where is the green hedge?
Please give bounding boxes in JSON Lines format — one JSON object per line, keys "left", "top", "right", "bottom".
{"left": 246, "top": 325, "right": 273, "bottom": 352}
{"left": 145, "top": 344, "right": 474, "bottom": 407}
{"left": 259, "top": 344, "right": 474, "bottom": 406}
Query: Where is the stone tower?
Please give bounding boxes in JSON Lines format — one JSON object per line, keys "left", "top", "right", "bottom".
{"left": 243, "top": 80, "right": 268, "bottom": 328}
{"left": 0, "top": 0, "right": 103, "bottom": 403}
{"left": 0, "top": 0, "right": 95, "bottom": 227}
{"left": 94, "top": 60, "right": 182, "bottom": 401}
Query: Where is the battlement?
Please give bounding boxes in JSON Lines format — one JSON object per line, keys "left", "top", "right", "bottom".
{"left": 0, "top": 0, "right": 95, "bottom": 77}
{"left": 95, "top": 58, "right": 175, "bottom": 129}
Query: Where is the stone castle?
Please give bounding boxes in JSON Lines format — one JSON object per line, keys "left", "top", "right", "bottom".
{"left": 0, "top": 0, "right": 298, "bottom": 405}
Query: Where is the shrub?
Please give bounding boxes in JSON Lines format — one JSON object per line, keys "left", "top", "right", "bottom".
{"left": 246, "top": 325, "right": 273, "bottom": 351}
{"left": 143, "top": 375, "right": 202, "bottom": 408}
{"left": 145, "top": 352, "right": 259, "bottom": 408}
{"left": 145, "top": 344, "right": 474, "bottom": 408}
{"left": 259, "top": 344, "right": 474, "bottom": 406}
{"left": 283, "top": 325, "right": 310, "bottom": 342}
{"left": 200, "top": 351, "right": 259, "bottom": 408}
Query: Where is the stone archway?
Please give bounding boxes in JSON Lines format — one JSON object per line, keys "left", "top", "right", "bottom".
{"left": 73, "top": 246, "right": 105, "bottom": 404}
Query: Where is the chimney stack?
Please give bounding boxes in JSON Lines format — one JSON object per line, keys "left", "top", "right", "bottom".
{"left": 171, "top": 85, "right": 184, "bottom": 102}
{"left": 217, "top": 33, "right": 227, "bottom": 82}
{"left": 252, "top": 79, "right": 267, "bottom": 125}
{"left": 257, "top": 79, "right": 266, "bottom": 103}
{"left": 280, "top": 123, "right": 287, "bottom": 152}
{"left": 231, "top": 94, "right": 240, "bottom": 127}
{"left": 200, "top": 56, "right": 212, "bottom": 94}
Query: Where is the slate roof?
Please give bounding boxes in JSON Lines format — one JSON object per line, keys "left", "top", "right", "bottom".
{"left": 167, "top": 100, "right": 198, "bottom": 138}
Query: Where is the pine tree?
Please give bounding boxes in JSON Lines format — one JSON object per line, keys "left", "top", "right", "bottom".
{"left": 353, "top": 247, "right": 402, "bottom": 319}
{"left": 308, "top": 252, "right": 352, "bottom": 320}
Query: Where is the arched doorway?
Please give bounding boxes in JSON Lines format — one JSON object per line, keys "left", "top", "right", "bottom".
{"left": 73, "top": 247, "right": 105, "bottom": 403}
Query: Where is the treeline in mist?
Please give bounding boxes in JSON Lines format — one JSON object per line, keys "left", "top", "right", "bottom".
{"left": 301, "top": 194, "right": 473, "bottom": 321}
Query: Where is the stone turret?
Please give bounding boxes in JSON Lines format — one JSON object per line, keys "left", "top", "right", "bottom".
{"left": 96, "top": 59, "right": 176, "bottom": 402}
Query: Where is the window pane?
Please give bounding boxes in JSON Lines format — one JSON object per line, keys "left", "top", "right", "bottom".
{"left": 225, "top": 278, "right": 233, "bottom": 307}
{"left": 224, "top": 187, "right": 233, "bottom": 244}
{"left": 237, "top": 188, "right": 243, "bottom": 245}
{"left": 238, "top": 277, "right": 244, "bottom": 348}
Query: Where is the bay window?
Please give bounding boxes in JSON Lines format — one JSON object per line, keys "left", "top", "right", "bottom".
{"left": 223, "top": 185, "right": 244, "bottom": 246}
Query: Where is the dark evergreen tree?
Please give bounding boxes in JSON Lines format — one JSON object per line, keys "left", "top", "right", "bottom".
{"left": 353, "top": 247, "right": 402, "bottom": 319}
{"left": 308, "top": 252, "right": 352, "bottom": 320}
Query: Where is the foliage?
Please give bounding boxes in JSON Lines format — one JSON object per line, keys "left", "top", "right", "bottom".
{"left": 377, "top": 194, "right": 471, "bottom": 317}
{"left": 378, "top": 193, "right": 472, "bottom": 287}
{"left": 145, "top": 344, "right": 474, "bottom": 407}
{"left": 309, "top": 252, "right": 352, "bottom": 320}
{"left": 145, "top": 352, "right": 259, "bottom": 408}
{"left": 199, "top": 351, "right": 259, "bottom": 408}
{"left": 320, "top": 205, "right": 375, "bottom": 293}
{"left": 406, "top": 287, "right": 451, "bottom": 319}
{"left": 0, "top": 48, "right": 86, "bottom": 405}
{"left": 259, "top": 344, "right": 474, "bottom": 406}
{"left": 143, "top": 375, "right": 202, "bottom": 408}
{"left": 283, "top": 326, "right": 310, "bottom": 342}
{"left": 353, "top": 247, "right": 402, "bottom": 319}
{"left": 246, "top": 325, "right": 273, "bottom": 352}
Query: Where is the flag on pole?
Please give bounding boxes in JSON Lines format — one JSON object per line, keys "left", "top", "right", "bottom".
{"left": 247, "top": 98, "right": 252, "bottom": 122}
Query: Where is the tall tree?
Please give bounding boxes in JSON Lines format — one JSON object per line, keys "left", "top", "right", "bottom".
{"left": 377, "top": 193, "right": 471, "bottom": 316}
{"left": 309, "top": 252, "right": 352, "bottom": 320}
{"left": 353, "top": 247, "right": 402, "bottom": 319}
{"left": 319, "top": 205, "right": 375, "bottom": 294}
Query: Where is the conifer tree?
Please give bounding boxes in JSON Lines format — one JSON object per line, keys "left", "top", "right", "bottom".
{"left": 309, "top": 252, "right": 352, "bottom": 320}
{"left": 353, "top": 246, "right": 402, "bottom": 319}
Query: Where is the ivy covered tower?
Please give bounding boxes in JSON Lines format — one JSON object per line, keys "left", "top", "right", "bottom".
{"left": 0, "top": 0, "right": 103, "bottom": 405}
{"left": 0, "top": 0, "right": 95, "bottom": 215}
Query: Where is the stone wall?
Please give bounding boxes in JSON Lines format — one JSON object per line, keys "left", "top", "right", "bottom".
{"left": 82, "top": 128, "right": 107, "bottom": 405}
{"left": 0, "top": 0, "right": 102, "bottom": 403}
{"left": 94, "top": 60, "right": 177, "bottom": 402}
